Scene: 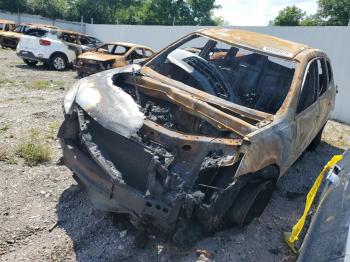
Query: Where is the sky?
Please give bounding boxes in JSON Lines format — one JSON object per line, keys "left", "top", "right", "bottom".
{"left": 214, "top": 0, "right": 318, "bottom": 26}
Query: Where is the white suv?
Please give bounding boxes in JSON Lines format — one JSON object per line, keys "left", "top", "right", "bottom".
{"left": 16, "top": 28, "right": 102, "bottom": 70}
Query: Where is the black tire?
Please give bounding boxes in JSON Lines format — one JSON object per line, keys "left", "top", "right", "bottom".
{"left": 50, "top": 54, "right": 67, "bottom": 71}
{"left": 308, "top": 125, "right": 325, "bottom": 151}
{"left": 227, "top": 180, "right": 274, "bottom": 227}
{"left": 23, "top": 59, "right": 38, "bottom": 67}
{"left": 77, "top": 70, "right": 84, "bottom": 78}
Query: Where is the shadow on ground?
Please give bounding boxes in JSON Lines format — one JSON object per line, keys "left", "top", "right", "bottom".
{"left": 56, "top": 141, "right": 344, "bottom": 261}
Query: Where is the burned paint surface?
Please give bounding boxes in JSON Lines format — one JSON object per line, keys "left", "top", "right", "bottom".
{"left": 59, "top": 28, "right": 336, "bottom": 242}
{"left": 74, "top": 42, "right": 155, "bottom": 77}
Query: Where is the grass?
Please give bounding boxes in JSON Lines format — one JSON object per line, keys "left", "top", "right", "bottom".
{"left": 16, "top": 129, "right": 52, "bottom": 166}
{"left": 25, "top": 80, "right": 66, "bottom": 90}
{"left": 47, "top": 121, "right": 60, "bottom": 140}
{"left": 0, "top": 124, "right": 10, "bottom": 133}
{"left": 0, "top": 146, "right": 17, "bottom": 165}
{"left": 0, "top": 78, "right": 15, "bottom": 86}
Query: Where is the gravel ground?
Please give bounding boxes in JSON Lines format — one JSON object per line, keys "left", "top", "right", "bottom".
{"left": 0, "top": 48, "right": 349, "bottom": 262}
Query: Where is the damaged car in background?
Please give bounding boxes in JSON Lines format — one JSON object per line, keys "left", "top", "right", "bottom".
{"left": 74, "top": 42, "right": 154, "bottom": 77}
{"left": 58, "top": 28, "right": 336, "bottom": 243}
{"left": 0, "top": 22, "right": 58, "bottom": 49}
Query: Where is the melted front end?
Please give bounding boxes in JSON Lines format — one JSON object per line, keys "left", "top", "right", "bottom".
{"left": 59, "top": 66, "right": 264, "bottom": 238}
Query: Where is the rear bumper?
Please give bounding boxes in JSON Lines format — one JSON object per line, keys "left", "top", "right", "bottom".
{"left": 16, "top": 50, "right": 49, "bottom": 63}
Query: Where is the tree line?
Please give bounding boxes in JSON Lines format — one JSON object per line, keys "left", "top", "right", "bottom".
{"left": 272, "top": 0, "right": 350, "bottom": 26}
{"left": 0, "top": 0, "right": 222, "bottom": 25}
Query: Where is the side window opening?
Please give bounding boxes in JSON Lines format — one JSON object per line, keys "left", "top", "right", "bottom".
{"left": 144, "top": 49, "right": 153, "bottom": 57}
{"left": 59, "top": 33, "right": 77, "bottom": 44}
{"left": 326, "top": 60, "right": 333, "bottom": 84}
{"left": 114, "top": 45, "right": 129, "bottom": 55}
{"left": 317, "top": 59, "right": 328, "bottom": 96}
{"left": 297, "top": 60, "right": 318, "bottom": 113}
{"left": 78, "top": 36, "right": 89, "bottom": 45}
{"left": 24, "top": 28, "right": 48, "bottom": 37}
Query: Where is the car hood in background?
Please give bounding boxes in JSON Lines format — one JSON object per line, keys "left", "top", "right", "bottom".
{"left": 78, "top": 51, "right": 121, "bottom": 62}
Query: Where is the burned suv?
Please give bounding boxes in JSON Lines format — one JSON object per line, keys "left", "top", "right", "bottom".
{"left": 59, "top": 29, "right": 336, "bottom": 241}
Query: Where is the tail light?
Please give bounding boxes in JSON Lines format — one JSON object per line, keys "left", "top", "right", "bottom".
{"left": 39, "top": 39, "right": 51, "bottom": 46}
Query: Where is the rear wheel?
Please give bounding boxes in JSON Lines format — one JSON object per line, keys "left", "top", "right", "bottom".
{"left": 23, "top": 59, "right": 38, "bottom": 67}
{"left": 227, "top": 180, "right": 274, "bottom": 227}
{"left": 50, "top": 54, "right": 67, "bottom": 71}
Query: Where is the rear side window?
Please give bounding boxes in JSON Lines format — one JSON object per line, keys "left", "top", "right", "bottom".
{"left": 297, "top": 60, "right": 318, "bottom": 113}
{"left": 317, "top": 59, "right": 328, "bottom": 96}
{"left": 114, "top": 45, "right": 129, "bottom": 55}
{"left": 326, "top": 60, "right": 333, "bottom": 84}
{"left": 144, "top": 49, "right": 153, "bottom": 57}
{"left": 59, "top": 33, "right": 78, "bottom": 44}
{"left": 79, "top": 36, "right": 90, "bottom": 45}
{"left": 24, "top": 28, "right": 48, "bottom": 37}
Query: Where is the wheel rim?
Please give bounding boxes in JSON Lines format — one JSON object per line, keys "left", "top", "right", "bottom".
{"left": 53, "top": 57, "right": 65, "bottom": 70}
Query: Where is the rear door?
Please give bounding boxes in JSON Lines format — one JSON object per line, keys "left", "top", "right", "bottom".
{"left": 293, "top": 59, "right": 320, "bottom": 158}
{"left": 317, "top": 59, "right": 336, "bottom": 126}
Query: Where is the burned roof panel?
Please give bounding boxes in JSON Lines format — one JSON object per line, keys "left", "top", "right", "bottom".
{"left": 0, "top": 19, "right": 15, "bottom": 24}
{"left": 197, "top": 28, "right": 309, "bottom": 59}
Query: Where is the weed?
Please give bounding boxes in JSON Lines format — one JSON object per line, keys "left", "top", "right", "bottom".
{"left": 16, "top": 129, "right": 52, "bottom": 166}
{"left": 0, "top": 147, "right": 17, "bottom": 164}
{"left": 47, "top": 121, "right": 60, "bottom": 140}
{"left": 0, "top": 124, "right": 10, "bottom": 133}
{"left": 25, "top": 80, "right": 65, "bottom": 90}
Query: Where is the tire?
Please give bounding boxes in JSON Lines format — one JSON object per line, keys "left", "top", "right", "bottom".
{"left": 50, "top": 54, "right": 67, "bottom": 71}
{"left": 77, "top": 70, "right": 84, "bottom": 78}
{"left": 23, "top": 59, "right": 38, "bottom": 67}
{"left": 308, "top": 125, "right": 325, "bottom": 151}
{"left": 227, "top": 180, "right": 274, "bottom": 227}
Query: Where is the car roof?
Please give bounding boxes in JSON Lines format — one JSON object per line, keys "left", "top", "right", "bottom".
{"left": 0, "top": 19, "right": 15, "bottom": 24}
{"left": 197, "top": 28, "right": 310, "bottom": 60}
{"left": 20, "top": 23, "right": 58, "bottom": 29}
{"left": 106, "top": 41, "right": 153, "bottom": 50}
{"left": 54, "top": 29, "right": 85, "bottom": 36}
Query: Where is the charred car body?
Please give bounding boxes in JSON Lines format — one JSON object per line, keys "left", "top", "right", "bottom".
{"left": 0, "top": 23, "right": 58, "bottom": 49}
{"left": 74, "top": 42, "right": 154, "bottom": 77}
{"left": 59, "top": 29, "right": 336, "bottom": 241}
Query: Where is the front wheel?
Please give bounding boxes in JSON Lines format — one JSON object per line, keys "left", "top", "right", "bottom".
{"left": 23, "top": 59, "right": 38, "bottom": 67}
{"left": 50, "top": 54, "right": 67, "bottom": 71}
{"left": 227, "top": 180, "right": 274, "bottom": 227}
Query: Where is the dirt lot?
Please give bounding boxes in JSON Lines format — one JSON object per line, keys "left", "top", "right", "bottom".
{"left": 0, "top": 48, "right": 349, "bottom": 262}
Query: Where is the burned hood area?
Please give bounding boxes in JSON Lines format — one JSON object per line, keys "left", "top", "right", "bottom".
{"left": 59, "top": 31, "right": 299, "bottom": 244}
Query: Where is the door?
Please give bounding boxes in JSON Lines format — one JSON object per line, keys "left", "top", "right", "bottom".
{"left": 293, "top": 59, "right": 320, "bottom": 158}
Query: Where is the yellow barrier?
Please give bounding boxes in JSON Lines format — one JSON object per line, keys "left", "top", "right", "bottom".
{"left": 284, "top": 154, "right": 343, "bottom": 253}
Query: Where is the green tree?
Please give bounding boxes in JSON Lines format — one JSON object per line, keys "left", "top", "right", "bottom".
{"left": 0, "top": 0, "right": 27, "bottom": 13}
{"left": 188, "top": 0, "right": 219, "bottom": 25}
{"left": 318, "top": 0, "right": 350, "bottom": 25}
{"left": 272, "top": 5, "right": 305, "bottom": 26}
{"left": 26, "top": 0, "right": 68, "bottom": 19}
{"left": 299, "top": 14, "right": 320, "bottom": 26}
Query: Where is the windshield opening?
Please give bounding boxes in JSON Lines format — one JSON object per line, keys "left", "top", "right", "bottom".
{"left": 147, "top": 34, "right": 297, "bottom": 114}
